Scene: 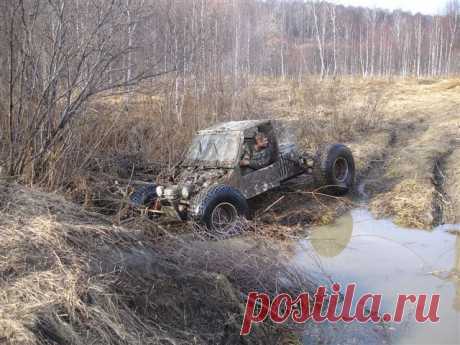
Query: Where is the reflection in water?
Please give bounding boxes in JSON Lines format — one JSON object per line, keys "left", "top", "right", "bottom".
{"left": 453, "top": 234, "right": 460, "bottom": 311}
{"left": 295, "top": 209, "right": 460, "bottom": 345}
{"left": 309, "top": 213, "right": 353, "bottom": 257}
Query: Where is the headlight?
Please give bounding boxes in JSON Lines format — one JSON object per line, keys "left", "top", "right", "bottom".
{"left": 181, "top": 185, "right": 192, "bottom": 199}
{"left": 156, "top": 186, "right": 164, "bottom": 197}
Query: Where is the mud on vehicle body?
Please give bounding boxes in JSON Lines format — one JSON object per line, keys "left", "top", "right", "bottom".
{"left": 130, "top": 120, "right": 355, "bottom": 231}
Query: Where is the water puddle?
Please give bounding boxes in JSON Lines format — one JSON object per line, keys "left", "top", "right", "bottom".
{"left": 293, "top": 209, "right": 460, "bottom": 345}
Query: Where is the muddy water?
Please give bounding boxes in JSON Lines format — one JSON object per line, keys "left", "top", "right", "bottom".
{"left": 293, "top": 209, "right": 460, "bottom": 345}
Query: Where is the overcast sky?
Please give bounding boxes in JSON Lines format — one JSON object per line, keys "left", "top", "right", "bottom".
{"left": 332, "top": 0, "right": 448, "bottom": 15}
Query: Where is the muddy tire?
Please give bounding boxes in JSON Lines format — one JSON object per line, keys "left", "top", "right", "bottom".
{"left": 190, "top": 184, "right": 249, "bottom": 231}
{"left": 129, "top": 184, "right": 157, "bottom": 207}
{"left": 313, "top": 144, "right": 355, "bottom": 195}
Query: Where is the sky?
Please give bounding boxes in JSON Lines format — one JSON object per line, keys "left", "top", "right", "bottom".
{"left": 332, "top": 0, "right": 448, "bottom": 15}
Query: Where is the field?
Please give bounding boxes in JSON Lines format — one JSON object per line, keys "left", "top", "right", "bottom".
{"left": 249, "top": 77, "right": 460, "bottom": 229}
{"left": 1, "top": 77, "right": 459, "bottom": 344}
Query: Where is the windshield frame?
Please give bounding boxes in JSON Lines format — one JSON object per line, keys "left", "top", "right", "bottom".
{"left": 181, "top": 131, "right": 243, "bottom": 168}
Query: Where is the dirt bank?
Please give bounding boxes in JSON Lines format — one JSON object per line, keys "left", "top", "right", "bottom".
{"left": 0, "top": 183, "right": 314, "bottom": 345}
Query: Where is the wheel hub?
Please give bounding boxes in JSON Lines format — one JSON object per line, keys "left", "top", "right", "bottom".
{"left": 210, "top": 202, "right": 238, "bottom": 231}
{"left": 333, "top": 157, "right": 349, "bottom": 183}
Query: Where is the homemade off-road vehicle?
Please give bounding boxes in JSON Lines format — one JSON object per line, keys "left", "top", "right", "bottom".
{"left": 130, "top": 120, "right": 355, "bottom": 230}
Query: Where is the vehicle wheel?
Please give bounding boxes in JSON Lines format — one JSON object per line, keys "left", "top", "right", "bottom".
{"left": 190, "top": 184, "right": 249, "bottom": 232}
{"left": 313, "top": 144, "right": 355, "bottom": 195}
{"left": 129, "top": 184, "right": 157, "bottom": 207}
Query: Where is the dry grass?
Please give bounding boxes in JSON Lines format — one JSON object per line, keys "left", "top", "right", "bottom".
{"left": 0, "top": 183, "right": 314, "bottom": 345}
{"left": 347, "top": 132, "right": 393, "bottom": 173}
{"left": 369, "top": 179, "right": 435, "bottom": 229}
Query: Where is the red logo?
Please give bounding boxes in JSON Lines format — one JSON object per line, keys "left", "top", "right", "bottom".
{"left": 240, "top": 283, "right": 440, "bottom": 335}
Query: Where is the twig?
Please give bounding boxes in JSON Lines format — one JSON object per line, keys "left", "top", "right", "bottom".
{"left": 262, "top": 196, "right": 285, "bottom": 214}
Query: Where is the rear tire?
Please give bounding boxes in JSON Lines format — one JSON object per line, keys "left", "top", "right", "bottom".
{"left": 313, "top": 144, "right": 355, "bottom": 195}
{"left": 190, "top": 184, "right": 249, "bottom": 231}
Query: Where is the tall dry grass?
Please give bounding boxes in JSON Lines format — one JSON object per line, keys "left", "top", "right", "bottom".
{"left": 293, "top": 77, "right": 389, "bottom": 149}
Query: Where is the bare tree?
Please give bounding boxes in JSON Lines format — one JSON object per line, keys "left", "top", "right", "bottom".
{"left": 0, "top": 0, "right": 169, "bottom": 180}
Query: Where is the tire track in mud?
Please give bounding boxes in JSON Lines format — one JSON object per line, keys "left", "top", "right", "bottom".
{"left": 354, "top": 129, "right": 396, "bottom": 200}
{"left": 354, "top": 118, "right": 427, "bottom": 200}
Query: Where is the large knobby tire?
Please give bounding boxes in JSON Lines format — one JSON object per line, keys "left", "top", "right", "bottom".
{"left": 190, "top": 184, "right": 249, "bottom": 231}
{"left": 313, "top": 144, "right": 355, "bottom": 195}
{"left": 130, "top": 184, "right": 157, "bottom": 207}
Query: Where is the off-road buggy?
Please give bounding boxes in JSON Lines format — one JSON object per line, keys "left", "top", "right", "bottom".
{"left": 130, "top": 120, "right": 355, "bottom": 231}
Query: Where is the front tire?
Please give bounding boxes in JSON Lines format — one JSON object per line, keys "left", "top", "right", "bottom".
{"left": 190, "top": 184, "right": 249, "bottom": 231}
{"left": 129, "top": 184, "right": 157, "bottom": 207}
{"left": 313, "top": 144, "right": 355, "bottom": 195}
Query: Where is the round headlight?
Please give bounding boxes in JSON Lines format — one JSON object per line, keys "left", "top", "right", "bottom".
{"left": 156, "top": 186, "right": 164, "bottom": 197}
{"left": 181, "top": 186, "right": 191, "bottom": 199}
